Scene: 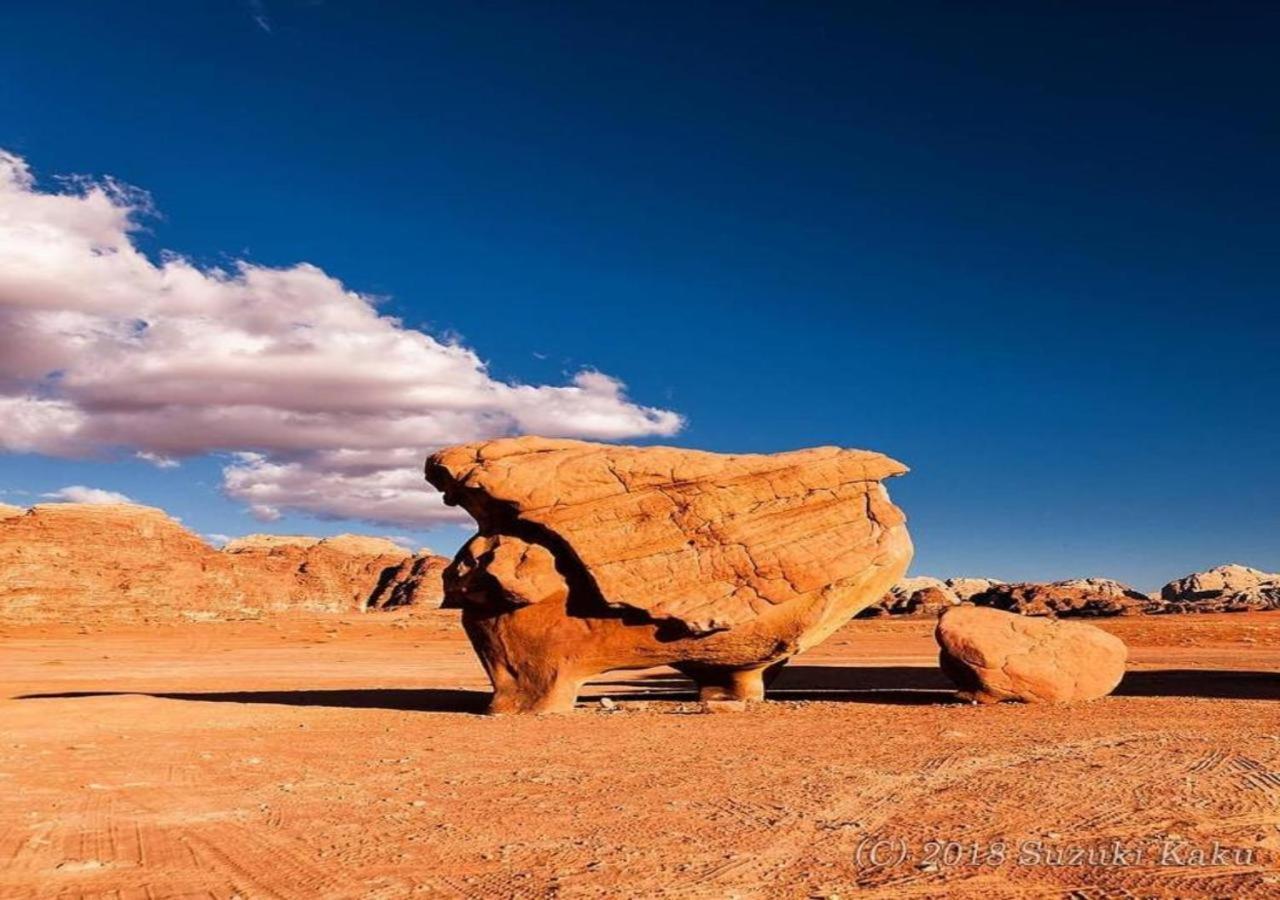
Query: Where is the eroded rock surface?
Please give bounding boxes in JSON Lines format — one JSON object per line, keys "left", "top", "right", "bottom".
{"left": 1158, "top": 565, "right": 1280, "bottom": 612}
{"left": 944, "top": 577, "right": 1004, "bottom": 602}
{"left": 0, "top": 504, "right": 439, "bottom": 621}
{"left": 367, "top": 553, "right": 451, "bottom": 611}
{"left": 936, "top": 605, "right": 1127, "bottom": 703}
{"left": 969, "top": 579, "right": 1151, "bottom": 617}
{"left": 860, "top": 576, "right": 959, "bottom": 618}
{"left": 426, "top": 436, "right": 913, "bottom": 713}
{"left": 221, "top": 533, "right": 416, "bottom": 614}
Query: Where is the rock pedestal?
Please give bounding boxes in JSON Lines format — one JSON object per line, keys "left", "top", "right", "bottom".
{"left": 425, "top": 436, "right": 913, "bottom": 714}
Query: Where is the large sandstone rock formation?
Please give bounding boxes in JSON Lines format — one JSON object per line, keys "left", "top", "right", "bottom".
{"left": 0, "top": 504, "right": 447, "bottom": 621}
{"left": 425, "top": 436, "right": 913, "bottom": 713}
{"left": 1158, "top": 564, "right": 1280, "bottom": 612}
{"left": 969, "top": 579, "right": 1151, "bottom": 617}
{"left": 936, "top": 606, "right": 1127, "bottom": 703}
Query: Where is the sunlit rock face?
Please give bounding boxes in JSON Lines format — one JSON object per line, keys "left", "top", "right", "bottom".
{"left": 936, "top": 606, "right": 1127, "bottom": 704}
{"left": 1159, "top": 564, "right": 1280, "bottom": 613}
{"left": 0, "top": 504, "right": 435, "bottom": 621}
{"left": 426, "top": 436, "right": 913, "bottom": 714}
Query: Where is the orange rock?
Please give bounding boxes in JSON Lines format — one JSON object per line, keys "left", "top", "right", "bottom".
{"left": 367, "top": 553, "right": 451, "bottom": 611}
{"left": 0, "top": 504, "right": 438, "bottom": 621}
{"left": 221, "top": 533, "right": 415, "bottom": 614}
{"left": 426, "top": 436, "right": 913, "bottom": 713}
{"left": 936, "top": 606, "right": 1127, "bottom": 703}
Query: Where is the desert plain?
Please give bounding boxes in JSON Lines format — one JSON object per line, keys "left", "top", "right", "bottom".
{"left": 2, "top": 610, "right": 1278, "bottom": 899}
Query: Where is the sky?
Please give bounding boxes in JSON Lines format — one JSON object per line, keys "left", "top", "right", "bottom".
{"left": 0, "top": 2, "right": 1276, "bottom": 588}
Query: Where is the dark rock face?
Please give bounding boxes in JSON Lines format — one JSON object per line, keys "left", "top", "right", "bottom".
{"left": 367, "top": 554, "right": 450, "bottom": 611}
{"left": 968, "top": 580, "right": 1152, "bottom": 618}
{"left": 859, "top": 577, "right": 958, "bottom": 618}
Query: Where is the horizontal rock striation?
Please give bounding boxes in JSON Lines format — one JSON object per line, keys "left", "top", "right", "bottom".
{"left": 426, "top": 436, "right": 913, "bottom": 713}
{"left": 0, "top": 504, "right": 447, "bottom": 622}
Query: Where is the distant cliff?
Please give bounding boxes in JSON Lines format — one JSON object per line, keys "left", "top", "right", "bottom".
{"left": 0, "top": 503, "right": 448, "bottom": 622}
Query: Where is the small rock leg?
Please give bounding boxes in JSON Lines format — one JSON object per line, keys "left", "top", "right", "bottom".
{"left": 677, "top": 664, "right": 775, "bottom": 702}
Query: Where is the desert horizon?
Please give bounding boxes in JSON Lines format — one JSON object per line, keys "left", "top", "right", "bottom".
{"left": 3, "top": 3, "right": 1278, "bottom": 898}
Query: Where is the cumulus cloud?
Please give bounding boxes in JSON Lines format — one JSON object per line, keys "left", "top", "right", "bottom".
{"left": 41, "top": 485, "right": 135, "bottom": 505}
{"left": 0, "top": 150, "right": 683, "bottom": 527}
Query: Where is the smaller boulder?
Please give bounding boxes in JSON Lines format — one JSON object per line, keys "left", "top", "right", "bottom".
{"left": 936, "top": 606, "right": 1127, "bottom": 703}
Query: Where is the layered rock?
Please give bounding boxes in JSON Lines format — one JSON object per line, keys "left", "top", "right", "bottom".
{"left": 426, "top": 436, "right": 913, "bottom": 713}
{"left": 1158, "top": 564, "right": 1280, "bottom": 612}
{"left": 968, "top": 579, "right": 1151, "bottom": 617}
{"left": 0, "top": 504, "right": 238, "bottom": 621}
{"left": 936, "top": 606, "right": 1127, "bottom": 703}
{"left": 860, "top": 576, "right": 959, "bottom": 618}
{"left": 0, "top": 504, "right": 442, "bottom": 621}
{"left": 367, "top": 553, "right": 451, "bottom": 611}
{"left": 220, "top": 534, "right": 415, "bottom": 614}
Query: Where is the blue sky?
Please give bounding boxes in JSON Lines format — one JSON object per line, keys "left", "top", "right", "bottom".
{"left": 1, "top": 2, "right": 1277, "bottom": 588}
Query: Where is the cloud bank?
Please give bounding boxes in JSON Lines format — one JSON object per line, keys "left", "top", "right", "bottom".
{"left": 41, "top": 485, "right": 135, "bottom": 505}
{"left": 0, "top": 151, "right": 683, "bottom": 526}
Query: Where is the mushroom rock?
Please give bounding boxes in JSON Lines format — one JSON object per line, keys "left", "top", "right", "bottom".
{"left": 969, "top": 580, "right": 1151, "bottom": 617}
{"left": 936, "top": 605, "right": 1127, "bottom": 703}
{"left": 425, "top": 436, "right": 913, "bottom": 714}
{"left": 367, "top": 553, "right": 451, "bottom": 611}
{"left": 944, "top": 577, "right": 1004, "bottom": 602}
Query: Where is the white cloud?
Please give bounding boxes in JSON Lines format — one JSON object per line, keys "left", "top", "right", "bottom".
{"left": 136, "top": 451, "right": 180, "bottom": 468}
{"left": 0, "top": 150, "right": 683, "bottom": 528}
{"left": 41, "top": 485, "right": 135, "bottom": 505}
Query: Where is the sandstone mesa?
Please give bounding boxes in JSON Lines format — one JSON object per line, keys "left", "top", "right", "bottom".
{"left": 0, "top": 503, "right": 448, "bottom": 622}
{"left": 426, "top": 436, "right": 913, "bottom": 713}
{"left": 935, "top": 605, "right": 1128, "bottom": 703}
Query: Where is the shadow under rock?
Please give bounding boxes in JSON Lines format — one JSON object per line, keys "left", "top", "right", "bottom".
{"left": 587, "top": 664, "right": 1280, "bottom": 704}
{"left": 19, "top": 668, "right": 1276, "bottom": 714}
{"left": 16, "top": 688, "right": 490, "bottom": 714}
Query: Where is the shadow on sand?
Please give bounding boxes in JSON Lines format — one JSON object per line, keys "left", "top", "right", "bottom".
{"left": 587, "top": 665, "right": 1279, "bottom": 703}
{"left": 17, "top": 667, "right": 1277, "bottom": 712}
{"left": 15, "top": 687, "right": 490, "bottom": 714}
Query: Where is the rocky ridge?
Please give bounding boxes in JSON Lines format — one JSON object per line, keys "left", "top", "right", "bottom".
{"left": 0, "top": 503, "right": 448, "bottom": 622}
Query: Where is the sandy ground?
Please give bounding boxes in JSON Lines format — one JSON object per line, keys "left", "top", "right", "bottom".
{"left": 1, "top": 612, "right": 1278, "bottom": 899}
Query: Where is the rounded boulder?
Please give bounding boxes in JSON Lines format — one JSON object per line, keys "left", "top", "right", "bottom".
{"left": 935, "top": 605, "right": 1126, "bottom": 703}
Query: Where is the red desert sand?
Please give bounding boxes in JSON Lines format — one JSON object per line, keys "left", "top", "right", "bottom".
{"left": 1, "top": 611, "right": 1278, "bottom": 898}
